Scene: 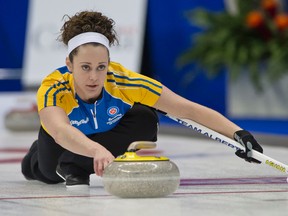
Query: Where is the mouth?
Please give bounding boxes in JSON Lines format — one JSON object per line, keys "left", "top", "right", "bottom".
{"left": 86, "top": 84, "right": 98, "bottom": 90}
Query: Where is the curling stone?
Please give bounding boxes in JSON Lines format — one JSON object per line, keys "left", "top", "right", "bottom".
{"left": 102, "top": 141, "right": 180, "bottom": 198}
{"left": 4, "top": 103, "right": 40, "bottom": 131}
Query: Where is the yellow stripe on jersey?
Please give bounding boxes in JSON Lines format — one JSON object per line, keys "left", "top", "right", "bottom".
{"left": 106, "top": 62, "right": 163, "bottom": 107}
{"left": 37, "top": 69, "right": 76, "bottom": 113}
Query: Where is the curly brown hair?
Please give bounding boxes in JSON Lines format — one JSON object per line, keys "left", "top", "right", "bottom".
{"left": 59, "top": 11, "right": 118, "bottom": 60}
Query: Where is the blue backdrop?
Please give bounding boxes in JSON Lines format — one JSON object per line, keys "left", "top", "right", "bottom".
{"left": 146, "top": 0, "right": 226, "bottom": 114}
{"left": 0, "top": 0, "right": 29, "bottom": 90}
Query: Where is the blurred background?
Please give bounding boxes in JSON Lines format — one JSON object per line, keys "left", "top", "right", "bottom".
{"left": 0, "top": 0, "right": 288, "bottom": 139}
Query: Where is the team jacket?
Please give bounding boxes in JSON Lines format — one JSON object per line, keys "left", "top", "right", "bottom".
{"left": 37, "top": 62, "right": 163, "bottom": 135}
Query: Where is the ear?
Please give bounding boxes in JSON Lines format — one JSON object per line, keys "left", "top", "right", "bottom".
{"left": 66, "top": 57, "right": 72, "bottom": 72}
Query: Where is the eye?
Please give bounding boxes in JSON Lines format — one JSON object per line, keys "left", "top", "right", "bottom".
{"left": 81, "top": 65, "right": 90, "bottom": 71}
{"left": 97, "top": 64, "right": 107, "bottom": 71}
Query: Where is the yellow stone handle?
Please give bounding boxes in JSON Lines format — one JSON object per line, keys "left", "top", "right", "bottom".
{"left": 127, "top": 141, "right": 156, "bottom": 152}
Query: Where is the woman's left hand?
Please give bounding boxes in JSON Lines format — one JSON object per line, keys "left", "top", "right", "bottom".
{"left": 234, "top": 130, "right": 263, "bottom": 164}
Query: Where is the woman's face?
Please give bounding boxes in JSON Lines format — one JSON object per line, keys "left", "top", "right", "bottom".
{"left": 66, "top": 44, "right": 109, "bottom": 103}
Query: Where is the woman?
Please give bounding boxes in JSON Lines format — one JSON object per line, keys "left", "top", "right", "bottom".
{"left": 21, "top": 11, "right": 263, "bottom": 188}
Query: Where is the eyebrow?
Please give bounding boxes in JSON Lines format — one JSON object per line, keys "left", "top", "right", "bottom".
{"left": 79, "top": 62, "right": 108, "bottom": 64}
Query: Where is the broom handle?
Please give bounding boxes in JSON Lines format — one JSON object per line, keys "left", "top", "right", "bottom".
{"left": 160, "top": 112, "right": 288, "bottom": 174}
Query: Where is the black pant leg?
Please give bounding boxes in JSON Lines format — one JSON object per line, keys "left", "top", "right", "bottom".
{"left": 37, "top": 127, "right": 66, "bottom": 182}
{"left": 21, "top": 127, "right": 65, "bottom": 184}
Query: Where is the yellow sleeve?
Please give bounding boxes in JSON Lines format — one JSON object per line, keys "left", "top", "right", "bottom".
{"left": 108, "top": 62, "right": 163, "bottom": 107}
{"left": 36, "top": 70, "right": 72, "bottom": 112}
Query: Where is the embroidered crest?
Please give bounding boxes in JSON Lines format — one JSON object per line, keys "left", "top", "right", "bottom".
{"left": 107, "top": 106, "right": 119, "bottom": 117}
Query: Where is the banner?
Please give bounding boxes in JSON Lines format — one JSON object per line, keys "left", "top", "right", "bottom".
{"left": 23, "top": 0, "right": 147, "bottom": 87}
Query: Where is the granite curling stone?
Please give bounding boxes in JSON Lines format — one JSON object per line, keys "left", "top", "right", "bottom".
{"left": 102, "top": 141, "right": 180, "bottom": 198}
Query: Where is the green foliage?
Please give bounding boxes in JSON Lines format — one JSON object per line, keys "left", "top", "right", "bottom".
{"left": 178, "top": 2, "right": 288, "bottom": 90}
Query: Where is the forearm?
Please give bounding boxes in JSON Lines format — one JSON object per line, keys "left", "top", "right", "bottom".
{"left": 154, "top": 85, "right": 241, "bottom": 139}
{"left": 53, "top": 124, "right": 100, "bottom": 158}
{"left": 39, "top": 106, "right": 104, "bottom": 158}
{"left": 188, "top": 104, "right": 241, "bottom": 139}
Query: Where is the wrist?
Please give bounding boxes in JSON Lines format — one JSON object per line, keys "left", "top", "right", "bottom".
{"left": 88, "top": 142, "right": 103, "bottom": 158}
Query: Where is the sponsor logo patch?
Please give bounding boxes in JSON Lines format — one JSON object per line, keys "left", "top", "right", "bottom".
{"left": 107, "top": 106, "right": 119, "bottom": 117}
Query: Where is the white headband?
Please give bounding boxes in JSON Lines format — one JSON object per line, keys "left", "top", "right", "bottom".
{"left": 67, "top": 32, "right": 110, "bottom": 56}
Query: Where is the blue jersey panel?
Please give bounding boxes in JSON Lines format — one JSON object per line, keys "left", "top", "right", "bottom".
{"left": 68, "top": 89, "right": 132, "bottom": 135}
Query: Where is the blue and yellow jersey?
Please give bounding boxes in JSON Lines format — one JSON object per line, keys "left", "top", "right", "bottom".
{"left": 37, "top": 62, "right": 163, "bottom": 135}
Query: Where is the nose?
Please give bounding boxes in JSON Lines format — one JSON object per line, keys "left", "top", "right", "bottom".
{"left": 89, "top": 72, "right": 98, "bottom": 81}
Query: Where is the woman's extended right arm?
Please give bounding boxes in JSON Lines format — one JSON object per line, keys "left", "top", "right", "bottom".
{"left": 39, "top": 106, "right": 114, "bottom": 176}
